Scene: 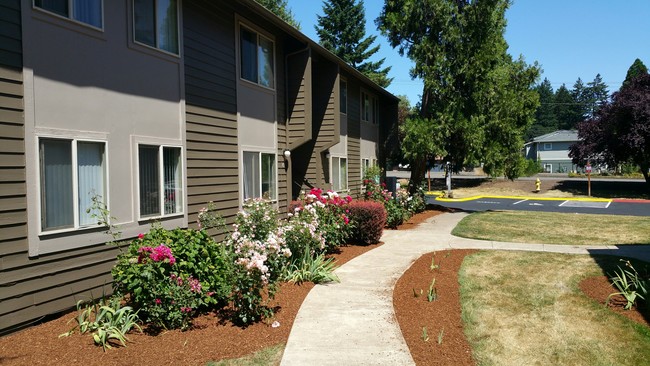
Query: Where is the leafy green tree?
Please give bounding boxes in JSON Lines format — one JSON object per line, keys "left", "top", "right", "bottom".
{"left": 316, "top": 0, "right": 392, "bottom": 87}
{"left": 378, "top": 0, "right": 539, "bottom": 188}
{"left": 527, "top": 78, "right": 558, "bottom": 140}
{"left": 624, "top": 58, "right": 648, "bottom": 87}
{"left": 554, "top": 84, "right": 578, "bottom": 130}
{"left": 255, "top": 0, "right": 301, "bottom": 30}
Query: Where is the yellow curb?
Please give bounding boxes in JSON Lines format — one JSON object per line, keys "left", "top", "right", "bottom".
{"left": 425, "top": 191, "right": 611, "bottom": 203}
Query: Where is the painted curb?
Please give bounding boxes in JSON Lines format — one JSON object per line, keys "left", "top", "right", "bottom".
{"left": 425, "top": 192, "right": 612, "bottom": 203}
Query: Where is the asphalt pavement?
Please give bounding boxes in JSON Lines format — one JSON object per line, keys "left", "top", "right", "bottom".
{"left": 428, "top": 196, "right": 650, "bottom": 216}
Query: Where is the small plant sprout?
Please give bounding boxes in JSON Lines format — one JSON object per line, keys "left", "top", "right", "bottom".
{"left": 437, "top": 328, "right": 444, "bottom": 345}
{"left": 430, "top": 253, "right": 439, "bottom": 271}
{"left": 413, "top": 288, "right": 423, "bottom": 298}
{"left": 427, "top": 278, "right": 438, "bottom": 302}
{"left": 421, "top": 327, "right": 429, "bottom": 342}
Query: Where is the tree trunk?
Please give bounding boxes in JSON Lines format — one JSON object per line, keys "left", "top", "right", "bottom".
{"left": 408, "top": 157, "right": 427, "bottom": 195}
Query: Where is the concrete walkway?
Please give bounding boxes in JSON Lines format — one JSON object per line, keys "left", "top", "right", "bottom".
{"left": 280, "top": 212, "right": 650, "bottom": 366}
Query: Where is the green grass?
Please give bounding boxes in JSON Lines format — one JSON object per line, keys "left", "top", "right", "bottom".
{"left": 206, "top": 343, "right": 284, "bottom": 366}
{"left": 452, "top": 211, "right": 650, "bottom": 245}
{"left": 459, "top": 251, "right": 650, "bottom": 366}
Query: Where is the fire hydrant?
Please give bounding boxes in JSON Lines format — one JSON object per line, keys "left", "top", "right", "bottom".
{"left": 535, "top": 178, "right": 541, "bottom": 193}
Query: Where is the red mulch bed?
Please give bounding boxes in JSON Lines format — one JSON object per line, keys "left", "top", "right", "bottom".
{"left": 580, "top": 275, "right": 650, "bottom": 327}
{"left": 4, "top": 208, "right": 639, "bottom": 366}
{"left": 0, "top": 216, "right": 395, "bottom": 365}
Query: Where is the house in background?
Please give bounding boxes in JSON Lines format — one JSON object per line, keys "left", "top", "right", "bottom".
{"left": 0, "top": 0, "right": 397, "bottom": 335}
{"left": 524, "top": 130, "right": 579, "bottom": 173}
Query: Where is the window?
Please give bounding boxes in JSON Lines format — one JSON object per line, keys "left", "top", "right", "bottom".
{"left": 331, "top": 157, "right": 348, "bottom": 192}
{"left": 544, "top": 142, "right": 553, "bottom": 150}
{"left": 243, "top": 151, "right": 277, "bottom": 200}
{"left": 361, "top": 158, "right": 375, "bottom": 179}
{"left": 361, "top": 91, "right": 377, "bottom": 123}
{"left": 34, "top": 0, "right": 103, "bottom": 28}
{"left": 39, "top": 138, "right": 106, "bottom": 231}
{"left": 543, "top": 163, "right": 552, "bottom": 173}
{"left": 134, "top": 0, "right": 179, "bottom": 54}
{"left": 240, "top": 27, "right": 275, "bottom": 89}
{"left": 138, "top": 145, "right": 183, "bottom": 218}
{"left": 340, "top": 80, "right": 348, "bottom": 114}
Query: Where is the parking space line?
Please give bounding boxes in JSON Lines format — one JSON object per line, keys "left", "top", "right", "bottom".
{"left": 605, "top": 201, "right": 612, "bottom": 208}
{"left": 558, "top": 200, "right": 568, "bottom": 207}
{"left": 513, "top": 199, "right": 528, "bottom": 205}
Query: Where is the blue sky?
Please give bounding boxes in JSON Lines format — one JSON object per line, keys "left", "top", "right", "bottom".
{"left": 287, "top": 0, "right": 650, "bottom": 107}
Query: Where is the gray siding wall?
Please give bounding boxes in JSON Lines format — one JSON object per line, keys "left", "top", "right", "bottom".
{"left": 347, "top": 77, "right": 362, "bottom": 198}
{"left": 183, "top": 0, "right": 239, "bottom": 236}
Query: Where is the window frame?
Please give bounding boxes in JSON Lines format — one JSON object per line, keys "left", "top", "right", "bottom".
{"left": 543, "top": 142, "right": 553, "bottom": 151}
{"left": 330, "top": 156, "right": 349, "bottom": 192}
{"left": 361, "top": 157, "right": 375, "bottom": 179}
{"left": 238, "top": 24, "right": 276, "bottom": 90}
{"left": 242, "top": 150, "right": 278, "bottom": 202}
{"left": 543, "top": 163, "right": 552, "bottom": 173}
{"left": 361, "top": 90, "right": 377, "bottom": 124}
{"left": 37, "top": 136, "right": 108, "bottom": 235}
{"left": 132, "top": 0, "right": 181, "bottom": 56}
{"left": 136, "top": 144, "right": 184, "bottom": 220}
{"left": 33, "top": 0, "right": 105, "bottom": 30}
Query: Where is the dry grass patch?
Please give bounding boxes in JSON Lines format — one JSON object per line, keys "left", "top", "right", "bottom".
{"left": 452, "top": 211, "right": 650, "bottom": 245}
{"left": 460, "top": 251, "right": 650, "bottom": 366}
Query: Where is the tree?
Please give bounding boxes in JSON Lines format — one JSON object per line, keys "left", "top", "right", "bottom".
{"left": 570, "top": 78, "right": 590, "bottom": 124}
{"left": 570, "top": 73, "right": 650, "bottom": 185}
{"left": 316, "top": 0, "right": 392, "bottom": 87}
{"left": 386, "top": 95, "right": 413, "bottom": 164}
{"left": 585, "top": 73, "right": 609, "bottom": 118}
{"left": 623, "top": 58, "right": 648, "bottom": 87}
{"left": 526, "top": 78, "right": 557, "bottom": 140}
{"left": 554, "top": 84, "right": 578, "bottom": 130}
{"left": 378, "top": 0, "right": 539, "bottom": 190}
{"left": 255, "top": 0, "right": 301, "bottom": 30}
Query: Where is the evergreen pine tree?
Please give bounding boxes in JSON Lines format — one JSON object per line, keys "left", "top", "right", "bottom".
{"left": 586, "top": 73, "right": 609, "bottom": 118}
{"left": 316, "top": 0, "right": 392, "bottom": 87}
{"left": 570, "top": 78, "right": 589, "bottom": 123}
{"left": 527, "top": 78, "right": 557, "bottom": 140}
{"left": 554, "top": 84, "right": 577, "bottom": 130}
{"left": 623, "top": 58, "right": 648, "bottom": 87}
{"left": 255, "top": 0, "right": 301, "bottom": 30}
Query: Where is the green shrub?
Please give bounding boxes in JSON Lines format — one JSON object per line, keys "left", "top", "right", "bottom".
{"left": 284, "top": 250, "right": 339, "bottom": 284}
{"left": 608, "top": 260, "right": 649, "bottom": 310}
{"left": 523, "top": 159, "right": 542, "bottom": 177}
{"left": 385, "top": 199, "right": 407, "bottom": 228}
{"left": 348, "top": 201, "right": 386, "bottom": 244}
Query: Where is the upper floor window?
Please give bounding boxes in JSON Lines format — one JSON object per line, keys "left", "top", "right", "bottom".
{"left": 138, "top": 145, "right": 183, "bottom": 218}
{"left": 243, "top": 151, "right": 277, "bottom": 201}
{"left": 340, "top": 80, "right": 348, "bottom": 114}
{"left": 361, "top": 91, "right": 377, "bottom": 123}
{"left": 240, "top": 26, "right": 275, "bottom": 89}
{"left": 39, "top": 138, "right": 106, "bottom": 232}
{"left": 134, "top": 0, "right": 179, "bottom": 54}
{"left": 544, "top": 143, "right": 553, "bottom": 150}
{"left": 34, "top": 0, "right": 103, "bottom": 28}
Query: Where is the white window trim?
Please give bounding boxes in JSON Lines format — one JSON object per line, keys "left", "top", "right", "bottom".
{"left": 36, "top": 136, "right": 109, "bottom": 236}
{"left": 240, "top": 148, "right": 279, "bottom": 203}
{"left": 544, "top": 163, "right": 552, "bottom": 173}
{"left": 544, "top": 142, "right": 553, "bottom": 150}
{"left": 237, "top": 23, "right": 276, "bottom": 91}
{"left": 33, "top": 0, "right": 105, "bottom": 31}
{"left": 361, "top": 157, "right": 376, "bottom": 179}
{"left": 131, "top": 0, "right": 182, "bottom": 57}
{"left": 136, "top": 143, "right": 185, "bottom": 221}
{"left": 330, "top": 155, "right": 349, "bottom": 193}
{"left": 340, "top": 78, "right": 348, "bottom": 115}
{"left": 360, "top": 90, "right": 377, "bottom": 124}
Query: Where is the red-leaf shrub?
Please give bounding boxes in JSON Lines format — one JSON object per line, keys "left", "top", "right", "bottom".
{"left": 348, "top": 201, "right": 386, "bottom": 244}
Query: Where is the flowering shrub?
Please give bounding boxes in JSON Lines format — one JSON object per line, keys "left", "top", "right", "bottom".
{"left": 197, "top": 201, "right": 227, "bottom": 232}
{"left": 112, "top": 226, "right": 233, "bottom": 329}
{"left": 385, "top": 198, "right": 407, "bottom": 229}
{"left": 282, "top": 211, "right": 326, "bottom": 260}
{"left": 347, "top": 201, "right": 386, "bottom": 244}
{"left": 291, "top": 188, "right": 353, "bottom": 252}
{"left": 363, "top": 179, "right": 392, "bottom": 203}
{"left": 228, "top": 200, "right": 292, "bottom": 324}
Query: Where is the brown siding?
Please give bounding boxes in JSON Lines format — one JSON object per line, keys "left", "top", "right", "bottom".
{"left": 346, "top": 76, "right": 362, "bottom": 198}
{"left": 286, "top": 49, "right": 311, "bottom": 149}
{"left": 183, "top": 1, "right": 239, "bottom": 236}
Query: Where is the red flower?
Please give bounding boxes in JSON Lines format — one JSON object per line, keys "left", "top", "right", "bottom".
{"left": 138, "top": 233, "right": 145, "bottom": 240}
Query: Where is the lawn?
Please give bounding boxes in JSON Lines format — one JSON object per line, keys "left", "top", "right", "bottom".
{"left": 452, "top": 211, "right": 650, "bottom": 245}
{"left": 459, "top": 251, "right": 650, "bottom": 366}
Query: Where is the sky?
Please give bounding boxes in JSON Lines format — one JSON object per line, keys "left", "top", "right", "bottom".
{"left": 286, "top": 0, "right": 650, "bottom": 107}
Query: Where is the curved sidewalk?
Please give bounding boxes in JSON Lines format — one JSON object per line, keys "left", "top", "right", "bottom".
{"left": 280, "top": 212, "right": 650, "bottom": 366}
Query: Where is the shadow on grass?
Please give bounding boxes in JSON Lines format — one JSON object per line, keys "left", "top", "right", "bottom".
{"left": 588, "top": 249, "right": 650, "bottom": 326}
